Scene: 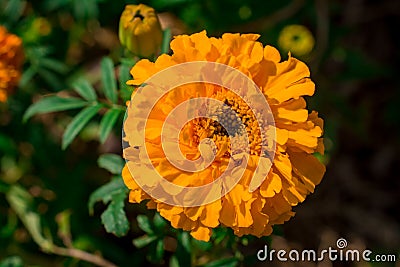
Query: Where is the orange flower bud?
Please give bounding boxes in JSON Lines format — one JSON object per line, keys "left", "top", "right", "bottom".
{"left": 119, "top": 4, "right": 163, "bottom": 58}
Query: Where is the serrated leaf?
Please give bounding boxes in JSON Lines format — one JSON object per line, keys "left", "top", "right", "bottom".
{"left": 99, "top": 108, "right": 121, "bottom": 143}
{"left": 101, "top": 57, "right": 118, "bottom": 104}
{"left": 62, "top": 104, "right": 102, "bottom": 149}
{"left": 100, "top": 189, "right": 129, "bottom": 237}
{"left": 203, "top": 257, "right": 238, "bottom": 267}
{"left": 97, "top": 153, "right": 124, "bottom": 174}
{"left": 23, "top": 96, "right": 87, "bottom": 122}
{"left": 88, "top": 177, "right": 127, "bottom": 214}
{"left": 72, "top": 78, "right": 97, "bottom": 102}
{"left": 133, "top": 235, "right": 157, "bottom": 248}
{"left": 137, "top": 215, "right": 153, "bottom": 234}
{"left": 161, "top": 28, "right": 172, "bottom": 54}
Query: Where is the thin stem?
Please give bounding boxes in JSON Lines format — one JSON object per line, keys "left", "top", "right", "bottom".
{"left": 49, "top": 245, "right": 117, "bottom": 267}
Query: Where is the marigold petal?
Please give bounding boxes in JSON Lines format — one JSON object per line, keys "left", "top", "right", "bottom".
{"left": 200, "top": 200, "right": 222, "bottom": 228}
{"left": 190, "top": 225, "right": 212, "bottom": 241}
{"left": 264, "top": 45, "right": 281, "bottom": 62}
{"left": 260, "top": 171, "right": 282, "bottom": 197}
{"left": 289, "top": 151, "right": 326, "bottom": 187}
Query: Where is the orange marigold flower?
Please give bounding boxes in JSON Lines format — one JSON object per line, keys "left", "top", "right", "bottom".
{"left": 0, "top": 26, "right": 23, "bottom": 102}
{"left": 122, "top": 31, "right": 325, "bottom": 241}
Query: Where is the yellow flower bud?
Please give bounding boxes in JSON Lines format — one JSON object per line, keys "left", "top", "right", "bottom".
{"left": 119, "top": 4, "right": 163, "bottom": 58}
{"left": 278, "top": 25, "right": 315, "bottom": 57}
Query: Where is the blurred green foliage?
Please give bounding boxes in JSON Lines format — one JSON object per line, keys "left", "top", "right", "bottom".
{"left": 1, "top": 0, "right": 399, "bottom": 266}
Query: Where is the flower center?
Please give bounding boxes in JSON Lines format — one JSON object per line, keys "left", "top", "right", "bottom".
{"left": 211, "top": 100, "right": 245, "bottom": 137}
{"left": 190, "top": 91, "right": 263, "bottom": 158}
{"left": 132, "top": 10, "right": 144, "bottom": 21}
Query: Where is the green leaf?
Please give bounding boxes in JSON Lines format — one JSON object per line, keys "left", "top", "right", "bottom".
{"left": 119, "top": 63, "right": 132, "bottom": 89}
{"left": 175, "top": 231, "right": 191, "bottom": 267}
{"left": 97, "top": 153, "right": 124, "bottom": 174}
{"left": 192, "top": 239, "right": 212, "bottom": 251}
{"left": 6, "top": 185, "right": 53, "bottom": 251}
{"left": 0, "top": 256, "right": 23, "bottom": 267}
{"left": 37, "top": 68, "right": 63, "bottom": 89}
{"left": 154, "top": 239, "right": 164, "bottom": 262}
{"left": 203, "top": 257, "right": 238, "bottom": 267}
{"left": 23, "top": 96, "right": 87, "bottom": 122}
{"left": 178, "top": 232, "right": 191, "bottom": 254}
{"left": 88, "top": 177, "right": 127, "bottom": 214}
{"left": 137, "top": 215, "right": 154, "bottom": 234}
{"left": 2, "top": 0, "right": 25, "bottom": 25}
{"left": 161, "top": 28, "right": 172, "bottom": 54}
{"left": 72, "top": 78, "right": 97, "bottom": 102}
{"left": 62, "top": 104, "right": 102, "bottom": 149}
{"left": 100, "top": 189, "right": 129, "bottom": 237}
{"left": 101, "top": 57, "right": 118, "bottom": 104}
{"left": 40, "top": 58, "right": 69, "bottom": 74}
{"left": 169, "top": 255, "right": 180, "bottom": 267}
{"left": 55, "top": 210, "right": 72, "bottom": 242}
{"left": 119, "top": 61, "right": 134, "bottom": 101}
{"left": 43, "top": 0, "right": 68, "bottom": 11}
{"left": 153, "top": 213, "right": 167, "bottom": 231}
{"left": 133, "top": 235, "right": 157, "bottom": 248}
{"left": 19, "top": 66, "right": 37, "bottom": 88}
{"left": 99, "top": 108, "right": 121, "bottom": 143}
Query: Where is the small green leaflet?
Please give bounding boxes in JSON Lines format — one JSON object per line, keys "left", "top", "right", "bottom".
{"left": 23, "top": 96, "right": 87, "bottom": 122}
{"left": 133, "top": 235, "right": 157, "bottom": 249}
{"left": 88, "top": 177, "right": 127, "bottom": 215}
{"left": 62, "top": 104, "right": 103, "bottom": 149}
{"left": 97, "top": 153, "right": 125, "bottom": 175}
{"left": 101, "top": 57, "right": 118, "bottom": 104}
{"left": 72, "top": 78, "right": 97, "bottom": 102}
{"left": 100, "top": 188, "right": 129, "bottom": 237}
{"left": 99, "top": 108, "right": 121, "bottom": 143}
{"left": 88, "top": 176, "right": 129, "bottom": 237}
{"left": 137, "top": 215, "right": 154, "bottom": 235}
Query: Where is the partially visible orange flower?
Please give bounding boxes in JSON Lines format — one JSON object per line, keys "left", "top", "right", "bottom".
{"left": 0, "top": 26, "right": 23, "bottom": 102}
{"left": 123, "top": 31, "right": 325, "bottom": 241}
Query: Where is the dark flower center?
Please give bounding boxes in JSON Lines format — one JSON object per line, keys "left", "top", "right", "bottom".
{"left": 133, "top": 10, "right": 145, "bottom": 21}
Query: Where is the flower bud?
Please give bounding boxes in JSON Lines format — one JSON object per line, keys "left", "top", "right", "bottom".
{"left": 119, "top": 4, "right": 163, "bottom": 58}
{"left": 278, "top": 25, "right": 315, "bottom": 56}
